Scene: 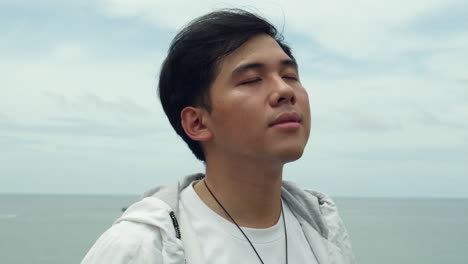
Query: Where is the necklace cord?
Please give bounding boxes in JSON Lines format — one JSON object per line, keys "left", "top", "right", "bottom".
{"left": 203, "top": 179, "right": 288, "bottom": 264}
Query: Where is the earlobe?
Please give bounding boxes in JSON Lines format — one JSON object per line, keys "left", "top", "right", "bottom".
{"left": 180, "top": 107, "right": 213, "bottom": 142}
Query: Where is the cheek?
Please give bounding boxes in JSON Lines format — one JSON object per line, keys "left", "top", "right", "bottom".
{"left": 215, "top": 103, "right": 261, "bottom": 130}
{"left": 297, "top": 89, "right": 311, "bottom": 126}
{"left": 213, "top": 90, "right": 261, "bottom": 119}
{"left": 297, "top": 88, "right": 310, "bottom": 109}
{"left": 211, "top": 93, "right": 265, "bottom": 141}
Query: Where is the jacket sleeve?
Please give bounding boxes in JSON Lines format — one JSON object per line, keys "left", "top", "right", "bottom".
{"left": 81, "top": 221, "right": 164, "bottom": 264}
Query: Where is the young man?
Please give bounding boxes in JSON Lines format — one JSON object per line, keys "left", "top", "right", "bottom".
{"left": 82, "top": 9, "right": 355, "bottom": 264}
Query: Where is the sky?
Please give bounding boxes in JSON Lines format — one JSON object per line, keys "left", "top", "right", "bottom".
{"left": 1, "top": 0, "right": 467, "bottom": 197}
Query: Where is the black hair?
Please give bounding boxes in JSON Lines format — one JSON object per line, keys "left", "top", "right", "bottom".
{"left": 158, "top": 8, "right": 295, "bottom": 161}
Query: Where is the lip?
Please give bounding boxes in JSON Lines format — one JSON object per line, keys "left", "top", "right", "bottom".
{"left": 269, "top": 112, "right": 301, "bottom": 129}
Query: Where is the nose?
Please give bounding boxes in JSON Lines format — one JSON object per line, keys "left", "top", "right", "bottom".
{"left": 269, "top": 76, "right": 296, "bottom": 107}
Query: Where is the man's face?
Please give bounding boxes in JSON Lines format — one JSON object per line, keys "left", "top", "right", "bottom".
{"left": 204, "top": 34, "right": 311, "bottom": 164}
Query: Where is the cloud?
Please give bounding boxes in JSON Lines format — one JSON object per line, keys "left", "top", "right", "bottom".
{"left": 338, "top": 109, "right": 403, "bottom": 132}
{"left": 51, "top": 42, "right": 90, "bottom": 61}
{"left": 41, "top": 91, "right": 155, "bottom": 119}
{"left": 285, "top": 0, "right": 466, "bottom": 58}
{"left": 331, "top": 146, "right": 468, "bottom": 162}
{"left": 419, "top": 103, "right": 468, "bottom": 130}
{"left": 0, "top": 113, "right": 159, "bottom": 138}
{"left": 99, "top": 0, "right": 468, "bottom": 60}
{"left": 0, "top": 0, "right": 98, "bottom": 9}
{"left": 425, "top": 46, "right": 468, "bottom": 82}
{"left": 99, "top": 0, "right": 261, "bottom": 29}
{"left": 0, "top": 42, "right": 165, "bottom": 123}
{"left": 1, "top": 0, "right": 467, "bottom": 196}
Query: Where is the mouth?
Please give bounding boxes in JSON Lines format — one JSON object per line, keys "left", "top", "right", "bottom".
{"left": 269, "top": 112, "right": 301, "bottom": 129}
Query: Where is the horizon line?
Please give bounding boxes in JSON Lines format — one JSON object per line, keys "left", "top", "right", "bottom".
{"left": 0, "top": 192, "right": 467, "bottom": 199}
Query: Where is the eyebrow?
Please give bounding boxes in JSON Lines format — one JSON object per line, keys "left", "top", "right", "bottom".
{"left": 231, "top": 59, "right": 298, "bottom": 77}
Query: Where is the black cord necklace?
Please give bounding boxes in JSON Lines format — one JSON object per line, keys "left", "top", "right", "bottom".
{"left": 203, "top": 180, "right": 288, "bottom": 264}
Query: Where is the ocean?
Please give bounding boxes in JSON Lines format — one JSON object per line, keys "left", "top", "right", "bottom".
{"left": 0, "top": 194, "right": 467, "bottom": 263}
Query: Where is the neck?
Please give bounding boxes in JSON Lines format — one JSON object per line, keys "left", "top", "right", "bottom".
{"left": 194, "top": 154, "right": 284, "bottom": 228}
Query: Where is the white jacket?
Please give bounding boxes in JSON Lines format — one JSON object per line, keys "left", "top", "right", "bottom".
{"left": 82, "top": 174, "right": 355, "bottom": 264}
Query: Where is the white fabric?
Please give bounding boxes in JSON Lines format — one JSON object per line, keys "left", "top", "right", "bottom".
{"left": 81, "top": 197, "right": 184, "bottom": 264}
{"left": 179, "top": 183, "right": 318, "bottom": 264}
{"left": 81, "top": 174, "right": 356, "bottom": 264}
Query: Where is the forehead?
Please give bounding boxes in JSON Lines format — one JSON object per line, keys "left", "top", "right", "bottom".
{"left": 216, "top": 34, "right": 293, "bottom": 76}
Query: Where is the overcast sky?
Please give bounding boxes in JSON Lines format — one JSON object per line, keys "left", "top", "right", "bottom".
{"left": 1, "top": 0, "right": 467, "bottom": 197}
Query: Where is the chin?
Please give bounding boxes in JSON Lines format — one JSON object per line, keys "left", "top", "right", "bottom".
{"left": 276, "top": 146, "right": 306, "bottom": 163}
{"left": 271, "top": 136, "right": 308, "bottom": 162}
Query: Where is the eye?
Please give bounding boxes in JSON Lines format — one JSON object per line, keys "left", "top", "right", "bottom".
{"left": 239, "top": 78, "right": 261, "bottom": 85}
{"left": 282, "top": 75, "right": 299, "bottom": 81}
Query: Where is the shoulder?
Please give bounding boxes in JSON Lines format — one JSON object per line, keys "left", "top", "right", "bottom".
{"left": 302, "top": 189, "right": 352, "bottom": 247}
{"left": 282, "top": 181, "right": 355, "bottom": 261}
{"left": 81, "top": 220, "right": 163, "bottom": 263}
{"left": 282, "top": 180, "right": 345, "bottom": 229}
{"left": 81, "top": 197, "right": 182, "bottom": 264}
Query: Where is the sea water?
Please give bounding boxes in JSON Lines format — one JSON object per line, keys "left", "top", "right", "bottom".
{"left": 0, "top": 194, "right": 467, "bottom": 264}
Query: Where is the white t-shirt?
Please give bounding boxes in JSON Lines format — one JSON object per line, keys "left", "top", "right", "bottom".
{"left": 180, "top": 183, "right": 318, "bottom": 264}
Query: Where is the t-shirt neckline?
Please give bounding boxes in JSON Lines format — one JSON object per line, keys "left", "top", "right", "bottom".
{"left": 181, "top": 181, "right": 286, "bottom": 244}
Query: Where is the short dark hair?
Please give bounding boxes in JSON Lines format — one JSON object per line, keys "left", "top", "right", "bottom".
{"left": 158, "top": 8, "right": 295, "bottom": 161}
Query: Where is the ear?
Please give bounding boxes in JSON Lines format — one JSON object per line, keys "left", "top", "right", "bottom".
{"left": 180, "top": 106, "right": 213, "bottom": 142}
